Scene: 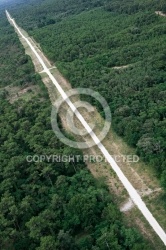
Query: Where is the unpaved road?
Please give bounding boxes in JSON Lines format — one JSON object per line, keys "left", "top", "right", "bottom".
{"left": 6, "top": 10, "right": 166, "bottom": 246}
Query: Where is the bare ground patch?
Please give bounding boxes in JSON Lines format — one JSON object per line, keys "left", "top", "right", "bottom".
{"left": 155, "top": 11, "right": 166, "bottom": 17}
{"left": 112, "top": 65, "right": 130, "bottom": 70}
{"left": 1, "top": 84, "right": 39, "bottom": 103}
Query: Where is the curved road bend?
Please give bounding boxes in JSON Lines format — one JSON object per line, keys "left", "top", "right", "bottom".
{"left": 6, "top": 10, "right": 166, "bottom": 246}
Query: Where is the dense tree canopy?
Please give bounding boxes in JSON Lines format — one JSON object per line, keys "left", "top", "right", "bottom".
{"left": 0, "top": 12, "right": 35, "bottom": 89}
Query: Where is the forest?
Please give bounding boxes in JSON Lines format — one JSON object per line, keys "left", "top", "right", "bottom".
{"left": 7, "top": 0, "right": 166, "bottom": 191}
{"left": 0, "top": 4, "right": 154, "bottom": 250}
